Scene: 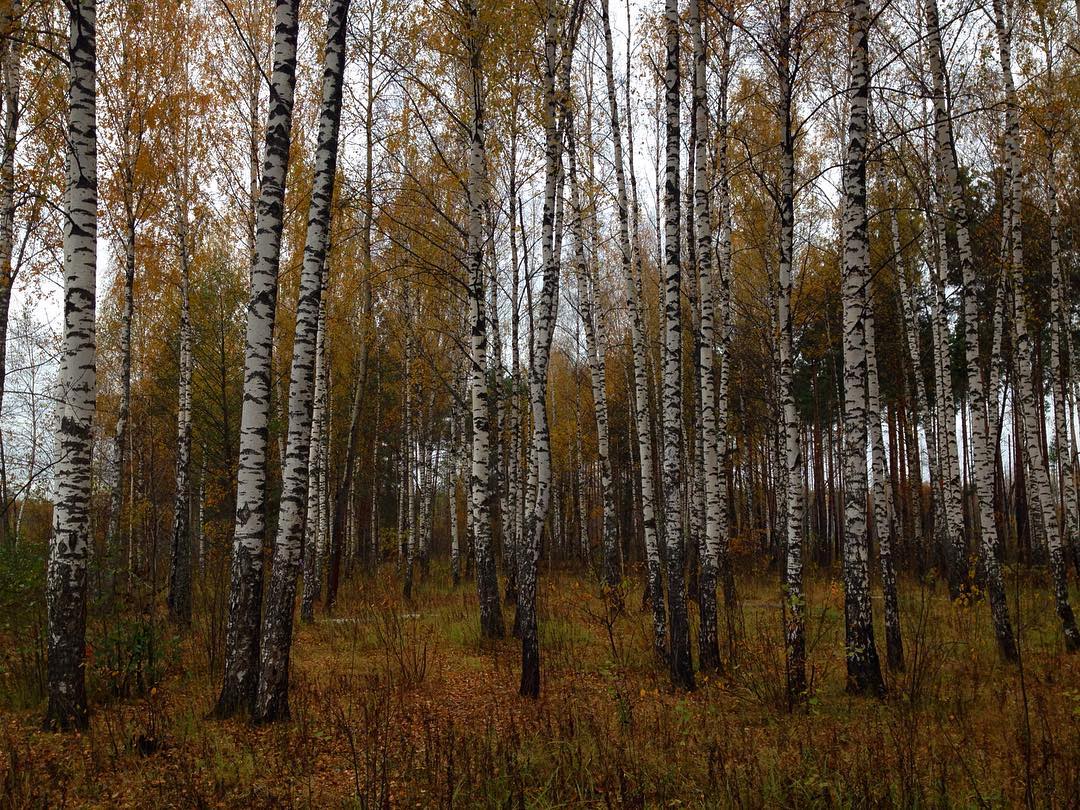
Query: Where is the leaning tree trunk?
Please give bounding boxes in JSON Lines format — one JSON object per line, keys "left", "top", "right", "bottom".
{"left": 215, "top": 0, "right": 300, "bottom": 720}
{"left": 924, "top": 0, "right": 1016, "bottom": 658}
{"left": 662, "top": 0, "right": 693, "bottom": 691}
{"left": 600, "top": 0, "right": 665, "bottom": 659}
{"left": 839, "top": 0, "right": 884, "bottom": 697}
{"left": 993, "top": 0, "right": 1079, "bottom": 651}
{"left": 253, "top": 0, "right": 348, "bottom": 723}
{"left": 464, "top": 0, "right": 503, "bottom": 642}
{"left": 168, "top": 198, "right": 194, "bottom": 626}
{"left": 776, "top": 0, "right": 805, "bottom": 703}
{"left": 45, "top": 0, "right": 96, "bottom": 731}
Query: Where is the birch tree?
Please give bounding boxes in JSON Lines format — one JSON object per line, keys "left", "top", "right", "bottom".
{"left": 992, "top": 0, "right": 1079, "bottom": 651}
{"left": 924, "top": 0, "right": 1015, "bottom": 657}
{"left": 301, "top": 280, "right": 329, "bottom": 618}
{"left": 463, "top": 0, "right": 504, "bottom": 641}
{"left": 839, "top": 0, "right": 884, "bottom": 696}
{"left": 0, "top": 0, "right": 21, "bottom": 541}
{"left": 599, "top": 0, "right": 665, "bottom": 658}
{"left": 520, "top": 0, "right": 578, "bottom": 697}
{"left": 864, "top": 280, "right": 902, "bottom": 669}
{"left": 168, "top": 179, "right": 194, "bottom": 627}
{"left": 689, "top": 0, "right": 723, "bottom": 674}
{"left": 215, "top": 0, "right": 300, "bottom": 719}
{"left": 776, "top": 0, "right": 805, "bottom": 701}
{"left": 45, "top": 0, "right": 96, "bottom": 731}
{"left": 662, "top": 0, "right": 693, "bottom": 691}
{"left": 567, "top": 111, "right": 617, "bottom": 592}
{"left": 255, "top": 0, "right": 351, "bottom": 722}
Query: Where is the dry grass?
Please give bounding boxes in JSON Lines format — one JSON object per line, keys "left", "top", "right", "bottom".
{"left": 2, "top": 563, "right": 1079, "bottom": 807}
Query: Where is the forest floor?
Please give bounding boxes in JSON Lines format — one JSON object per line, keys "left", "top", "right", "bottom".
{"left": 2, "top": 562, "right": 1080, "bottom": 808}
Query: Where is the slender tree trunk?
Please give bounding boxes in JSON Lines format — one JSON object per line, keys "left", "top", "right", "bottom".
{"left": 45, "top": 0, "right": 96, "bottom": 731}
{"left": 451, "top": 402, "right": 462, "bottom": 586}
{"left": 887, "top": 200, "right": 924, "bottom": 555}
{"left": 840, "top": 0, "right": 884, "bottom": 696}
{"left": 327, "top": 344, "right": 366, "bottom": 611}
{"left": 601, "top": 0, "right": 666, "bottom": 658}
{"left": 107, "top": 217, "right": 136, "bottom": 582}
{"left": 567, "top": 114, "right": 618, "bottom": 592}
{"left": 302, "top": 284, "right": 329, "bottom": 618}
{"left": 662, "top": 0, "right": 693, "bottom": 691}
{"left": 1048, "top": 152, "right": 1080, "bottom": 580}
{"left": 215, "top": 0, "right": 300, "bottom": 719}
{"left": 168, "top": 199, "right": 194, "bottom": 626}
{"left": 504, "top": 179, "right": 521, "bottom": 605}
{"left": 776, "top": 0, "right": 805, "bottom": 702}
{"left": 713, "top": 18, "right": 737, "bottom": 646}
{"left": 992, "top": 0, "right": 1079, "bottom": 650}
{"left": 402, "top": 322, "right": 415, "bottom": 598}
{"left": 923, "top": 0, "right": 1016, "bottom": 656}
{"left": 253, "top": 0, "right": 348, "bottom": 722}
{"left": 689, "top": 0, "right": 722, "bottom": 674}
{"left": 0, "top": 0, "right": 21, "bottom": 544}
{"left": 520, "top": 0, "right": 571, "bottom": 696}
{"left": 465, "top": 0, "right": 503, "bottom": 641}
{"left": 865, "top": 285, "right": 903, "bottom": 670}
{"left": 929, "top": 202, "right": 967, "bottom": 594}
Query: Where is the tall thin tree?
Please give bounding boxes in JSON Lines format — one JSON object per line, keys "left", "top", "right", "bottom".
{"left": 45, "top": 0, "right": 96, "bottom": 731}
{"left": 254, "top": 0, "right": 351, "bottom": 723}
{"left": 215, "top": 0, "right": 300, "bottom": 719}
{"left": 839, "top": 0, "right": 884, "bottom": 696}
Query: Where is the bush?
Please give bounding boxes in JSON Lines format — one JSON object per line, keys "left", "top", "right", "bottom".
{"left": 0, "top": 540, "right": 47, "bottom": 709}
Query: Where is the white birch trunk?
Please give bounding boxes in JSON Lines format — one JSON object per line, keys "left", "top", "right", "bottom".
{"left": 927, "top": 199, "right": 965, "bottom": 594}
{"left": 450, "top": 403, "right": 461, "bottom": 586}
{"left": 600, "top": 0, "right": 666, "bottom": 657}
{"left": 0, "top": 0, "right": 20, "bottom": 543}
{"left": 46, "top": 0, "right": 96, "bottom": 730}
{"left": 1049, "top": 153, "right": 1080, "bottom": 579}
{"left": 168, "top": 197, "right": 194, "bottom": 626}
{"left": 106, "top": 219, "right": 135, "bottom": 580}
{"left": 840, "top": 0, "right": 884, "bottom": 696}
{"left": 465, "top": 0, "right": 503, "bottom": 641}
{"left": 215, "top": 0, "right": 299, "bottom": 719}
{"left": 301, "top": 286, "right": 329, "bottom": 619}
{"left": 777, "top": 0, "right": 805, "bottom": 701}
{"left": 662, "top": 0, "right": 693, "bottom": 691}
{"left": 566, "top": 116, "right": 618, "bottom": 590}
{"left": 924, "top": 0, "right": 1016, "bottom": 655}
{"left": 520, "top": 0, "right": 569, "bottom": 696}
{"left": 690, "top": 0, "right": 723, "bottom": 674}
{"left": 220, "top": 0, "right": 313, "bottom": 721}
{"left": 865, "top": 284, "right": 903, "bottom": 670}
{"left": 992, "top": 0, "right": 1079, "bottom": 650}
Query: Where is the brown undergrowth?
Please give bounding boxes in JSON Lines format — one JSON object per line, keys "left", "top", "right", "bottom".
{"left": 2, "top": 564, "right": 1079, "bottom": 807}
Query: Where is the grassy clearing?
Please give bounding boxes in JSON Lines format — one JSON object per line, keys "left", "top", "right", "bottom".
{"left": 2, "top": 563, "right": 1079, "bottom": 807}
